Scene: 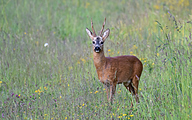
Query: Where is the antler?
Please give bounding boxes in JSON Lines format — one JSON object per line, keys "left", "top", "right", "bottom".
{"left": 99, "top": 18, "right": 106, "bottom": 36}
{"left": 91, "top": 18, "right": 96, "bottom": 37}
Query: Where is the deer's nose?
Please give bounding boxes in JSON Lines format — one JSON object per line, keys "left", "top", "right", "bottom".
{"left": 94, "top": 47, "right": 101, "bottom": 52}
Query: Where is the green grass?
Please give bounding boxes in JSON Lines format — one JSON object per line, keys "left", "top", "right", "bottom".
{"left": 0, "top": 0, "right": 192, "bottom": 119}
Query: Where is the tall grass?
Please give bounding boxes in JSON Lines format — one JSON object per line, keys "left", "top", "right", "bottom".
{"left": 0, "top": 0, "right": 191, "bottom": 119}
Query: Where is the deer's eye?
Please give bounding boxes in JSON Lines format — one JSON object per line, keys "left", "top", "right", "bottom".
{"left": 101, "top": 41, "right": 104, "bottom": 44}
{"left": 92, "top": 41, "right": 95, "bottom": 44}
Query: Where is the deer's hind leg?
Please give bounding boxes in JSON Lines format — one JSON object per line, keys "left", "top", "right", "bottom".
{"left": 131, "top": 75, "right": 140, "bottom": 103}
{"left": 123, "top": 81, "right": 134, "bottom": 107}
{"left": 123, "top": 78, "right": 139, "bottom": 105}
{"left": 123, "top": 81, "right": 134, "bottom": 93}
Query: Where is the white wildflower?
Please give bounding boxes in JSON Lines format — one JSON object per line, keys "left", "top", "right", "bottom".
{"left": 44, "top": 43, "right": 49, "bottom": 47}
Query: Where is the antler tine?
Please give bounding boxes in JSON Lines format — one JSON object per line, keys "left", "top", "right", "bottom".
{"left": 91, "top": 18, "right": 96, "bottom": 37}
{"left": 99, "top": 18, "right": 106, "bottom": 36}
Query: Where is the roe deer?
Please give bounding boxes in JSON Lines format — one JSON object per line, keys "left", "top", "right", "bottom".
{"left": 86, "top": 18, "right": 143, "bottom": 105}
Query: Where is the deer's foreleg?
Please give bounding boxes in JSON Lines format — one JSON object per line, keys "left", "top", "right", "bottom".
{"left": 104, "top": 84, "right": 109, "bottom": 100}
{"left": 109, "top": 84, "right": 116, "bottom": 104}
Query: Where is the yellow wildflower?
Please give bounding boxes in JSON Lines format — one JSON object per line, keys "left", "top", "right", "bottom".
{"left": 77, "top": 61, "right": 80, "bottom": 64}
{"left": 35, "top": 41, "right": 39, "bottom": 46}
{"left": 81, "top": 58, "right": 86, "bottom": 63}
{"left": 133, "top": 45, "right": 137, "bottom": 49}
{"left": 130, "top": 114, "right": 134, "bottom": 117}
{"left": 85, "top": 2, "right": 90, "bottom": 8}
{"left": 108, "top": 49, "right": 111, "bottom": 52}
{"left": 44, "top": 87, "right": 48, "bottom": 90}
{"left": 154, "top": 5, "right": 160, "bottom": 9}
{"left": 184, "top": 0, "right": 189, "bottom": 6}
{"left": 68, "top": 66, "right": 73, "bottom": 70}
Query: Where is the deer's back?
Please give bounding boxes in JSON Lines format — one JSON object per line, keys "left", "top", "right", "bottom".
{"left": 97, "top": 55, "right": 143, "bottom": 84}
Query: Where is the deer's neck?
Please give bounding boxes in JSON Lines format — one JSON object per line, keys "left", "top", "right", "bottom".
{"left": 93, "top": 50, "right": 106, "bottom": 69}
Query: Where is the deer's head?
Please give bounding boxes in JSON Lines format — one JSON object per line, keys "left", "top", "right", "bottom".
{"left": 86, "top": 18, "right": 110, "bottom": 53}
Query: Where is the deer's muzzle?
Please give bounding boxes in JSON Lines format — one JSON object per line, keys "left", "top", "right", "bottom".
{"left": 94, "top": 46, "right": 101, "bottom": 53}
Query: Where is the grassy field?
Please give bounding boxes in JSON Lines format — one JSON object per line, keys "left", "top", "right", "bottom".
{"left": 0, "top": 0, "right": 192, "bottom": 119}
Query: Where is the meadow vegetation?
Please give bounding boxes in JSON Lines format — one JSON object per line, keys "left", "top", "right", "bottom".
{"left": 0, "top": 0, "right": 192, "bottom": 119}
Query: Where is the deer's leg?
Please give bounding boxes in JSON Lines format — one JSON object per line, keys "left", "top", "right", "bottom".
{"left": 104, "top": 85, "right": 109, "bottom": 100}
{"left": 132, "top": 75, "right": 139, "bottom": 103}
{"left": 109, "top": 84, "right": 116, "bottom": 104}
{"left": 123, "top": 82, "right": 134, "bottom": 107}
{"left": 104, "top": 80, "right": 111, "bottom": 102}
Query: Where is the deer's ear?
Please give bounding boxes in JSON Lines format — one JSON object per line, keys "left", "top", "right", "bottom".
{"left": 102, "top": 28, "right": 110, "bottom": 41}
{"left": 86, "top": 28, "right": 94, "bottom": 40}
